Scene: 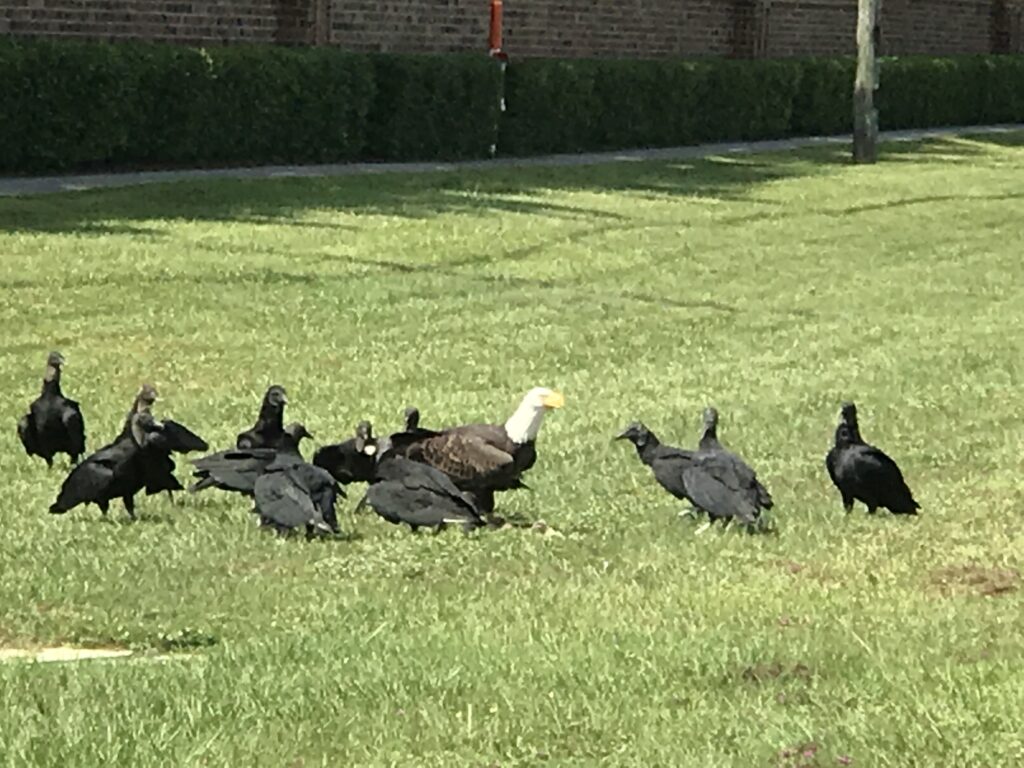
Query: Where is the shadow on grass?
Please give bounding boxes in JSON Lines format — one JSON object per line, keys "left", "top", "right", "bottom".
{"left": 0, "top": 131, "right": 1018, "bottom": 241}
{"left": 878, "top": 130, "right": 1024, "bottom": 162}
{"left": 0, "top": 142, "right": 857, "bottom": 236}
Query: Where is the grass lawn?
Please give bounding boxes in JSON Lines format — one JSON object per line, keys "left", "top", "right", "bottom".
{"left": 1, "top": 133, "right": 1023, "bottom": 767}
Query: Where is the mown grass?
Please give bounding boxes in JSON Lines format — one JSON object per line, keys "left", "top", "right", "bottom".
{"left": 1, "top": 133, "right": 1023, "bottom": 767}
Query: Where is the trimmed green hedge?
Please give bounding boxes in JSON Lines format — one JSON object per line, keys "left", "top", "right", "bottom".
{"left": 877, "top": 55, "right": 1024, "bottom": 129}
{"left": 366, "top": 53, "right": 502, "bottom": 161}
{"left": 0, "top": 40, "right": 499, "bottom": 173}
{"left": 502, "top": 53, "right": 1024, "bottom": 156}
{"left": 0, "top": 37, "right": 1022, "bottom": 174}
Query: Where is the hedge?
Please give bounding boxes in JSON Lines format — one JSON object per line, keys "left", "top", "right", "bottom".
{"left": 501, "top": 53, "right": 1024, "bottom": 156}
{"left": 366, "top": 53, "right": 502, "bottom": 161}
{"left": 0, "top": 37, "right": 1022, "bottom": 174}
{"left": 0, "top": 40, "right": 499, "bottom": 173}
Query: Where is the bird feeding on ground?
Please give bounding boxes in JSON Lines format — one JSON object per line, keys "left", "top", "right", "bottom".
{"left": 378, "top": 387, "right": 564, "bottom": 514}
{"left": 615, "top": 417, "right": 769, "bottom": 531}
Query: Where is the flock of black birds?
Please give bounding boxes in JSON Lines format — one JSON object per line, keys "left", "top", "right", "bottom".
{"left": 614, "top": 400, "right": 919, "bottom": 531}
{"left": 17, "top": 351, "right": 919, "bottom": 537}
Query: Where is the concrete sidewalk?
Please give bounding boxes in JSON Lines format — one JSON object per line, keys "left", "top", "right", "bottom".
{"left": 1, "top": 123, "right": 1021, "bottom": 198}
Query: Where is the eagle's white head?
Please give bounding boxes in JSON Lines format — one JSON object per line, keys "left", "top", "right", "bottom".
{"left": 504, "top": 387, "right": 565, "bottom": 444}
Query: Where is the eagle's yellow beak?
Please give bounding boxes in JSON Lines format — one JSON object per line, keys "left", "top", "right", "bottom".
{"left": 542, "top": 390, "right": 565, "bottom": 409}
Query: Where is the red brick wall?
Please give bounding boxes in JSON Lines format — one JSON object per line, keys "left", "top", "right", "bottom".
{"left": 328, "top": 0, "right": 486, "bottom": 54}
{"left": 763, "top": 0, "right": 996, "bottom": 58}
{"left": 498, "top": 1, "right": 736, "bottom": 59}
{"left": 0, "top": 1, "right": 313, "bottom": 44}
{"left": 0, "top": 0, "right": 1014, "bottom": 57}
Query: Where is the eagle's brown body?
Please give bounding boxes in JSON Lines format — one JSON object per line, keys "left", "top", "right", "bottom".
{"left": 380, "top": 389, "right": 562, "bottom": 513}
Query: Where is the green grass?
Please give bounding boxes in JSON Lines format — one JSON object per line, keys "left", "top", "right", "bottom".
{"left": 2, "top": 133, "right": 1024, "bottom": 767}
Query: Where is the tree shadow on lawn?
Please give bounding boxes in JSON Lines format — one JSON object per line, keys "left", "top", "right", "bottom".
{"left": 0, "top": 132, "right": 1019, "bottom": 237}
{"left": 873, "top": 131, "right": 1024, "bottom": 163}
{"left": 0, "top": 155, "right": 803, "bottom": 236}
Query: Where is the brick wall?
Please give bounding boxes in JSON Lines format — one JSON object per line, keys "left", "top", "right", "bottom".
{"left": 1, "top": 0, "right": 1019, "bottom": 57}
{"left": 0, "top": 0, "right": 313, "bottom": 44}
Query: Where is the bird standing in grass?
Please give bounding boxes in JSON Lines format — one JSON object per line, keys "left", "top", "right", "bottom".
{"left": 253, "top": 452, "right": 342, "bottom": 538}
{"left": 191, "top": 422, "right": 314, "bottom": 497}
{"left": 359, "top": 455, "right": 490, "bottom": 534}
{"left": 615, "top": 420, "right": 766, "bottom": 530}
{"left": 236, "top": 385, "right": 289, "bottom": 449}
{"left": 696, "top": 406, "right": 773, "bottom": 517}
{"left": 49, "top": 385, "right": 152, "bottom": 519}
{"left": 379, "top": 387, "right": 564, "bottom": 514}
{"left": 312, "top": 420, "right": 379, "bottom": 487}
{"left": 126, "top": 385, "right": 209, "bottom": 502}
{"left": 17, "top": 351, "right": 86, "bottom": 468}
{"left": 825, "top": 401, "right": 920, "bottom": 515}
{"left": 49, "top": 384, "right": 207, "bottom": 519}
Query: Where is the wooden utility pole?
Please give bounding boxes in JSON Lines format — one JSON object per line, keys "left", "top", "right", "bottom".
{"left": 853, "top": 0, "right": 881, "bottom": 163}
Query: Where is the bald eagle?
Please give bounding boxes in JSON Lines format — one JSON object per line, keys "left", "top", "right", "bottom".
{"left": 379, "top": 387, "right": 564, "bottom": 513}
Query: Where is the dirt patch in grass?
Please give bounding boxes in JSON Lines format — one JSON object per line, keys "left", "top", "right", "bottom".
{"left": 929, "top": 564, "right": 1019, "bottom": 597}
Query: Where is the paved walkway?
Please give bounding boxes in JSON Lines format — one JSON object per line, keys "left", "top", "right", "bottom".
{"left": 1, "top": 123, "right": 1021, "bottom": 198}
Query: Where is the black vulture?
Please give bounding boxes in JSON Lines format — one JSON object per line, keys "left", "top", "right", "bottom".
{"left": 48, "top": 434, "right": 144, "bottom": 518}
{"left": 615, "top": 421, "right": 765, "bottom": 527}
{"left": 375, "top": 405, "right": 442, "bottom": 458}
{"left": 403, "top": 406, "right": 420, "bottom": 431}
{"left": 825, "top": 401, "right": 920, "bottom": 515}
{"left": 190, "top": 422, "right": 313, "bottom": 496}
{"left": 379, "top": 387, "right": 563, "bottom": 513}
{"left": 696, "top": 407, "right": 773, "bottom": 513}
{"left": 359, "top": 456, "right": 488, "bottom": 533}
{"left": 49, "top": 388, "right": 156, "bottom": 518}
{"left": 311, "top": 421, "right": 378, "bottom": 487}
{"left": 17, "top": 351, "right": 87, "bottom": 467}
{"left": 236, "top": 385, "right": 288, "bottom": 449}
{"left": 253, "top": 455, "right": 342, "bottom": 537}
{"left": 119, "top": 384, "right": 209, "bottom": 502}
{"left": 697, "top": 406, "right": 723, "bottom": 452}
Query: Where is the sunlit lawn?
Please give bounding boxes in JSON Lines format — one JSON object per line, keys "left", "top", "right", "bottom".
{"left": 1, "top": 133, "right": 1023, "bottom": 766}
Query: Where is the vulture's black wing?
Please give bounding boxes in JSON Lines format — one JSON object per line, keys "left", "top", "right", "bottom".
{"left": 254, "top": 464, "right": 340, "bottom": 534}
{"left": 698, "top": 445, "right": 772, "bottom": 512}
{"left": 825, "top": 445, "right": 839, "bottom": 487}
{"left": 189, "top": 447, "right": 280, "bottom": 495}
{"left": 132, "top": 418, "right": 207, "bottom": 497}
{"left": 156, "top": 420, "right": 209, "bottom": 453}
{"left": 288, "top": 463, "right": 342, "bottom": 531}
{"left": 49, "top": 438, "right": 139, "bottom": 514}
{"left": 60, "top": 397, "right": 87, "bottom": 461}
{"left": 648, "top": 448, "right": 695, "bottom": 501}
{"left": 16, "top": 413, "right": 37, "bottom": 458}
{"left": 366, "top": 458, "right": 485, "bottom": 531}
{"left": 682, "top": 453, "right": 763, "bottom": 525}
{"left": 841, "top": 444, "right": 920, "bottom": 514}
